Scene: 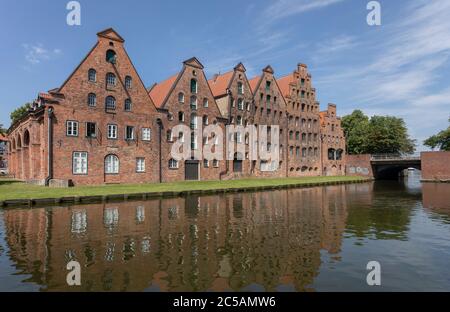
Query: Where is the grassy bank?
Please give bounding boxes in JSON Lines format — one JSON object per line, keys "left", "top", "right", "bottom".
{"left": 0, "top": 176, "right": 367, "bottom": 202}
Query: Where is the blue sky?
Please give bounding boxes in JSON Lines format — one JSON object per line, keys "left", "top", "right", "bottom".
{"left": 0, "top": 0, "right": 449, "bottom": 150}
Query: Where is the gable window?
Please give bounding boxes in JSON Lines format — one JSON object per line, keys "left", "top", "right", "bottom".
{"left": 66, "top": 121, "right": 78, "bottom": 136}
{"left": 105, "top": 96, "right": 116, "bottom": 111}
{"left": 178, "top": 132, "right": 185, "bottom": 143}
{"left": 246, "top": 102, "right": 250, "bottom": 111}
{"left": 136, "top": 158, "right": 145, "bottom": 173}
{"left": 265, "top": 81, "right": 271, "bottom": 91}
{"left": 125, "top": 126, "right": 135, "bottom": 140}
{"left": 106, "top": 50, "right": 117, "bottom": 64}
{"left": 190, "top": 79, "right": 198, "bottom": 93}
{"left": 237, "top": 115, "right": 243, "bottom": 126}
{"left": 73, "top": 152, "right": 88, "bottom": 175}
{"left": 141, "top": 128, "right": 151, "bottom": 141}
{"left": 190, "top": 114, "right": 198, "bottom": 130}
{"left": 105, "top": 154, "right": 119, "bottom": 174}
{"left": 178, "top": 92, "right": 185, "bottom": 103}
{"left": 86, "top": 122, "right": 97, "bottom": 138}
{"left": 167, "top": 130, "right": 173, "bottom": 142}
{"left": 107, "top": 124, "right": 118, "bottom": 139}
{"left": 203, "top": 98, "right": 209, "bottom": 108}
{"left": 88, "top": 69, "right": 96, "bottom": 82}
{"left": 203, "top": 115, "right": 209, "bottom": 126}
{"left": 125, "top": 76, "right": 132, "bottom": 89}
{"left": 190, "top": 96, "right": 197, "bottom": 110}
{"left": 169, "top": 159, "right": 179, "bottom": 169}
{"left": 231, "top": 99, "right": 235, "bottom": 108}
{"left": 237, "top": 98, "right": 244, "bottom": 110}
{"left": 178, "top": 111, "right": 185, "bottom": 122}
{"left": 237, "top": 82, "right": 244, "bottom": 95}
{"left": 88, "top": 93, "right": 96, "bottom": 107}
{"left": 125, "top": 99, "right": 132, "bottom": 111}
{"left": 106, "top": 73, "right": 116, "bottom": 86}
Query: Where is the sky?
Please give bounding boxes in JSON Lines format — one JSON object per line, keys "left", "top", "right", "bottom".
{"left": 0, "top": 0, "right": 449, "bottom": 151}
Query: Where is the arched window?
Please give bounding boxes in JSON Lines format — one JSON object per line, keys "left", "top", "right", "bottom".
{"left": 237, "top": 115, "right": 242, "bottom": 125}
{"left": 237, "top": 98, "right": 244, "bottom": 110}
{"left": 237, "top": 82, "right": 244, "bottom": 95}
{"left": 190, "top": 96, "right": 197, "bottom": 110}
{"left": 106, "top": 73, "right": 116, "bottom": 86}
{"left": 190, "top": 79, "right": 197, "bottom": 93}
{"left": 105, "top": 96, "right": 116, "bottom": 111}
{"left": 17, "top": 134, "right": 22, "bottom": 148}
{"left": 203, "top": 98, "right": 209, "bottom": 108}
{"left": 125, "top": 76, "right": 132, "bottom": 89}
{"left": 178, "top": 92, "right": 185, "bottom": 103}
{"left": 124, "top": 99, "right": 132, "bottom": 111}
{"left": 88, "top": 93, "right": 96, "bottom": 107}
{"left": 190, "top": 114, "right": 198, "bottom": 130}
{"left": 328, "top": 148, "right": 336, "bottom": 160}
{"left": 203, "top": 115, "right": 209, "bottom": 126}
{"left": 106, "top": 50, "right": 117, "bottom": 64}
{"left": 105, "top": 155, "right": 119, "bottom": 174}
{"left": 23, "top": 130, "right": 30, "bottom": 147}
{"left": 88, "top": 69, "right": 96, "bottom": 82}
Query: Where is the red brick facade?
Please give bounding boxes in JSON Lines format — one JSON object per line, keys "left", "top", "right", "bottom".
{"left": 6, "top": 28, "right": 347, "bottom": 186}
{"left": 421, "top": 151, "right": 450, "bottom": 181}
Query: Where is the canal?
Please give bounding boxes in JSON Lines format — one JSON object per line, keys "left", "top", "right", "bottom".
{"left": 0, "top": 175, "right": 449, "bottom": 291}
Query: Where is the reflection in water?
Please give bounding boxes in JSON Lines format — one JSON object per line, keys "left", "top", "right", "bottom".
{"left": 1, "top": 179, "right": 450, "bottom": 292}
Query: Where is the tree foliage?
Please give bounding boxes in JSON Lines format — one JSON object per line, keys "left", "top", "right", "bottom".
{"left": 10, "top": 103, "right": 31, "bottom": 125}
{"left": 342, "top": 110, "right": 416, "bottom": 155}
{"left": 424, "top": 119, "right": 450, "bottom": 151}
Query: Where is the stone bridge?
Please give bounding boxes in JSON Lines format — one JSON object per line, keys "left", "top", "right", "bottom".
{"left": 370, "top": 154, "right": 421, "bottom": 179}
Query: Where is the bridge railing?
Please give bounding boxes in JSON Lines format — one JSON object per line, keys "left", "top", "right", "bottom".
{"left": 370, "top": 153, "right": 421, "bottom": 161}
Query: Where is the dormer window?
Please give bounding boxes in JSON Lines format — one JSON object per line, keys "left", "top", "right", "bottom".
{"left": 106, "top": 73, "right": 116, "bottom": 86}
{"left": 106, "top": 50, "right": 117, "bottom": 64}
{"left": 125, "top": 76, "right": 132, "bottom": 89}
{"left": 88, "top": 69, "right": 96, "bottom": 82}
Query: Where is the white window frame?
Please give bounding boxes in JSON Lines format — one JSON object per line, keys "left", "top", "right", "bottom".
{"left": 136, "top": 157, "right": 145, "bottom": 173}
{"left": 66, "top": 121, "right": 79, "bottom": 136}
{"left": 142, "top": 128, "right": 151, "bottom": 141}
{"left": 73, "top": 152, "right": 88, "bottom": 175}
{"left": 169, "top": 159, "right": 179, "bottom": 169}
{"left": 107, "top": 124, "right": 118, "bottom": 139}
{"left": 105, "top": 155, "right": 119, "bottom": 174}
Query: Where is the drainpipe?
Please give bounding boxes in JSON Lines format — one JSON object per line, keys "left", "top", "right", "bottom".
{"left": 157, "top": 119, "right": 163, "bottom": 183}
{"left": 45, "top": 107, "right": 54, "bottom": 186}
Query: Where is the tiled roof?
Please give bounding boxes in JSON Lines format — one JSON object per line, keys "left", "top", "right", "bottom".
{"left": 248, "top": 76, "right": 260, "bottom": 93}
{"left": 277, "top": 74, "right": 295, "bottom": 98}
{"left": 148, "top": 74, "right": 179, "bottom": 108}
{"left": 39, "top": 92, "right": 53, "bottom": 100}
{"left": 208, "top": 70, "right": 234, "bottom": 97}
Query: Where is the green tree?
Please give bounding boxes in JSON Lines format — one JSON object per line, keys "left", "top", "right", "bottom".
{"left": 10, "top": 103, "right": 31, "bottom": 124}
{"left": 424, "top": 119, "right": 450, "bottom": 151}
{"left": 341, "top": 110, "right": 416, "bottom": 155}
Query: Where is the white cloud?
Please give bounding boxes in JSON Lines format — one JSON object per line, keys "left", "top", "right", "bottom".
{"left": 22, "top": 43, "right": 62, "bottom": 65}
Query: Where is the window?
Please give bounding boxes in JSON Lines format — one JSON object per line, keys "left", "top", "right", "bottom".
{"left": 265, "top": 81, "right": 271, "bottom": 91}
{"left": 178, "top": 92, "right": 185, "bottom": 103}
{"left": 106, "top": 73, "right": 116, "bottom": 86}
{"left": 231, "top": 99, "right": 235, "bottom": 108}
{"left": 203, "top": 159, "right": 209, "bottom": 168}
{"left": 142, "top": 128, "right": 151, "bottom": 141}
{"left": 86, "top": 122, "right": 96, "bottom": 138}
{"left": 125, "top": 76, "right": 132, "bottom": 89}
{"left": 302, "top": 148, "right": 307, "bottom": 157}
{"left": 237, "top": 115, "right": 243, "bottom": 126}
{"left": 106, "top": 50, "right": 116, "bottom": 64}
{"left": 237, "top": 82, "right": 244, "bottom": 95}
{"left": 136, "top": 158, "right": 145, "bottom": 173}
{"left": 237, "top": 98, "right": 244, "bottom": 110}
{"left": 213, "top": 159, "right": 219, "bottom": 168}
{"left": 203, "top": 115, "right": 209, "bottom": 126}
{"left": 126, "top": 126, "right": 135, "bottom": 140}
{"left": 178, "top": 132, "right": 185, "bottom": 143}
{"left": 190, "top": 114, "right": 198, "bottom": 130}
{"left": 191, "top": 132, "right": 198, "bottom": 150}
{"left": 301, "top": 78, "right": 305, "bottom": 86}
{"left": 190, "top": 96, "right": 197, "bottom": 110}
{"left": 167, "top": 130, "right": 173, "bottom": 142}
{"left": 105, "top": 155, "right": 119, "bottom": 174}
{"left": 178, "top": 111, "right": 185, "bottom": 122}
{"left": 169, "top": 159, "right": 178, "bottom": 169}
{"left": 88, "top": 69, "right": 96, "bottom": 82}
{"left": 125, "top": 99, "right": 132, "bottom": 111}
{"left": 105, "top": 96, "right": 116, "bottom": 111}
{"left": 66, "top": 121, "right": 78, "bottom": 136}
{"left": 203, "top": 98, "right": 209, "bottom": 108}
{"left": 73, "top": 152, "right": 88, "bottom": 174}
{"left": 246, "top": 102, "right": 250, "bottom": 111}
{"left": 107, "top": 124, "right": 118, "bottom": 139}
{"left": 88, "top": 93, "right": 96, "bottom": 107}
{"left": 190, "top": 79, "right": 198, "bottom": 93}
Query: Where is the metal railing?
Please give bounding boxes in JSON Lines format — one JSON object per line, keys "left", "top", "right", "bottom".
{"left": 371, "top": 153, "right": 421, "bottom": 161}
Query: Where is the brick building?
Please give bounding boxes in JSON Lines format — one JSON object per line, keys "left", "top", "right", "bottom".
{"left": 7, "top": 28, "right": 346, "bottom": 186}
{"left": 278, "top": 64, "right": 322, "bottom": 176}
{"left": 319, "top": 104, "right": 346, "bottom": 176}
{"left": 0, "top": 133, "right": 7, "bottom": 173}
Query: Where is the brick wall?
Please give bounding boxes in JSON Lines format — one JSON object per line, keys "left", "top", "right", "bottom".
{"left": 421, "top": 151, "right": 450, "bottom": 181}
{"left": 346, "top": 154, "right": 373, "bottom": 178}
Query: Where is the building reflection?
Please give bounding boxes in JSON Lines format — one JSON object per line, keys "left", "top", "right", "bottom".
{"left": 422, "top": 183, "right": 450, "bottom": 221}
{"left": 3, "top": 184, "right": 375, "bottom": 292}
